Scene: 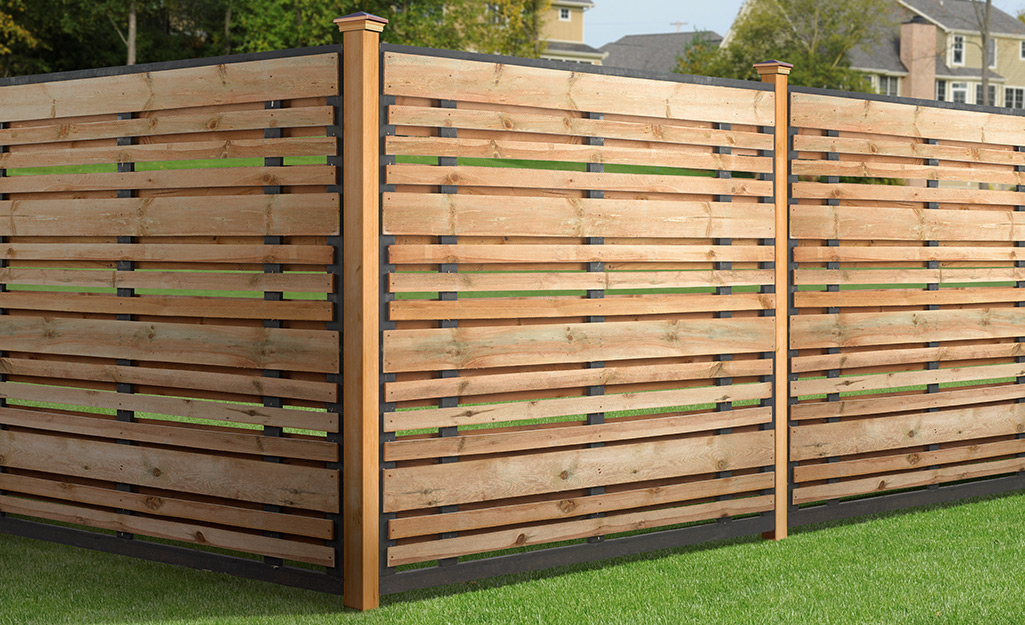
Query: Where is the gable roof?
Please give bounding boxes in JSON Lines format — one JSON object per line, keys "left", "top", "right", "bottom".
{"left": 900, "top": 0, "right": 1025, "bottom": 35}
{"left": 599, "top": 31, "right": 723, "bottom": 73}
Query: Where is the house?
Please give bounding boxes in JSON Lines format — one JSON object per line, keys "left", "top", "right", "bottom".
{"left": 848, "top": 0, "right": 1025, "bottom": 105}
{"left": 600, "top": 31, "right": 724, "bottom": 73}
{"left": 540, "top": 0, "right": 608, "bottom": 65}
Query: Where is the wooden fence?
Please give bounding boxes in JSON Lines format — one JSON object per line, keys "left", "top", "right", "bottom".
{"left": 2, "top": 14, "right": 1025, "bottom": 612}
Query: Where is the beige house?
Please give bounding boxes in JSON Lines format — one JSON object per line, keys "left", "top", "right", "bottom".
{"left": 540, "top": 0, "right": 607, "bottom": 64}
{"left": 848, "top": 0, "right": 1025, "bottom": 105}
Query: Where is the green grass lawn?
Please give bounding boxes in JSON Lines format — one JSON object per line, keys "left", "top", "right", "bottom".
{"left": 2, "top": 490, "right": 1024, "bottom": 624}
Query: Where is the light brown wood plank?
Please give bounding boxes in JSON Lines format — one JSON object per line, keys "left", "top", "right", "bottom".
{"left": 794, "top": 287, "right": 1025, "bottom": 309}
{"left": 791, "top": 308, "right": 1025, "bottom": 349}
{"left": 791, "top": 91, "right": 1025, "bottom": 145}
{"left": 791, "top": 361, "right": 1025, "bottom": 396}
{"left": 791, "top": 342, "right": 1024, "bottom": 374}
{"left": 384, "top": 52, "right": 775, "bottom": 126}
{"left": 384, "top": 317, "right": 774, "bottom": 373}
{"left": 792, "top": 383, "right": 1025, "bottom": 421}
{"left": 793, "top": 437, "right": 1025, "bottom": 483}
{"left": 2, "top": 54, "right": 338, "bottom": 123}
{"left": 388, "top": 104, "right": 774, "bottom": 150}
{"left": 385, "top": 358, "right": 772, "bottom": 402}
{"left": 0, "top": 472, "right": 333, "bottom": 539}
{"left": 792, "top": 133, "right": 1025, "bottom": 167}
{"left": 0, "top": 428, "right": 338, "bottom": 511}
{"left": 0, "top": 404, "right": 336, "bottom": 460}
{"left": 791, "top": 205, "right": 1025, "bottom": 242}
{"left": 387, "top": 495, "right": 773, "bottom": 566}
{"left": 388, "top": 472, "right": 772, "bottom": 539}
{"left": 1, "top": 166, "right": 334, "bottom": 194}
{"left": 389, "top": 269, "right": 773, "bottom": 293}
{"left": 387, "top": 164, "right": 773, "bottom": 196}
{"left": 0, "top": 195, "right": 339, "bottom": 237}
{"left": 384, "top": 382, "right": 771, "bottom": 431}
{"left": 385, "top": 406, "right": 771, "bottom": 460}
{"left": 384, "top": 429, "right": 773, "bottom": 511}
{"left": 792, "top": 246, "right": 1025, "bottom": 263}
{"left": 790, "top": 402, "right": 1025, "bottom": 461}
{"left": 0, "top": 268, "right": 331, "bottom": 293}
{"left": 792, "top": 181, "right": 1022, "bottom": 206}
{"left": 384, "top": 194, "right": 774, "bottom": 239}
{"left": 792, "top": 457, "right": 1025, "bottom": 504}
{"left": 389, "top": 244, "right": 772, "bottom": 265}
{"left": 390, "top": 292, "right": 774, "bottom": 321}
{"left": 0, "top": 243, "right": 332, "bottom": 264}
{"left": 0, "top": 357, "right": 337, "bottom": 404}
{"left": 0, "top": 106, "right": 334, "bottom": 148}
{"left": 0, "top": 494, "right": 334, "bottom": 566}
{"left": 386, "top": 136, "right": 772, "bottom": 173}
{"left": 791, "top": 159, "right": 1025, "bottom": 187}
{"left": 1, "top": 137, "right": 335, "bottom": 170}
{"left": 0, "top": 317, "right": 338, "bottom": 373}
{"left": 0, "top": 292, "right": 332, "bottom": 322}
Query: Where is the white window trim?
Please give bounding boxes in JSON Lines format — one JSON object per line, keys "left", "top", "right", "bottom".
{"left": 951, "top": 34, "right": 965, "bottom": 66}
{"left": 1006, "top": 86, "right": 1025, "bottom": 109}
{"left": 877, "top": 75, "right": 900, "bottom": 97}
{"left": 975, "top": 82, "right": 998, "bottom": 106}
{"left": 988, "top": 38, "right": 997, "bottom": 69}
{"left": 951, "top": 81, "right": 968, "bottom": 103}
{"left": 559, "top": 7, "right": 571, "bottom": 20}
{"left": 1020, "top": 41, "right": 1025, "bottom": 60}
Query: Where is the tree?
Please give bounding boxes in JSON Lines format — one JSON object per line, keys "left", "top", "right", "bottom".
{"left": 677, "top": 0, "right": 893, "bottom": 91}
{"left": 0, "top": 0, "right": 40, "bottom": 76}
{"left": 972, "top": 0, "right": 993, "bottom": 106}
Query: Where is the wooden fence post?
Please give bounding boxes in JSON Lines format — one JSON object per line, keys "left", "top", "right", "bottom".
{"left": 335, "top": 11, "right": 387, "bottom": 611}
{"left": 753, "top": 60, "right": 792, "bottom": 541}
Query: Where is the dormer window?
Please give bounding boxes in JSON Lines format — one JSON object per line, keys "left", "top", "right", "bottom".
{"left": 952, "top": 34, "right": 965, "bottom": 66}
{"left": 559, "top": 7, "right": 571, "bottom": 20}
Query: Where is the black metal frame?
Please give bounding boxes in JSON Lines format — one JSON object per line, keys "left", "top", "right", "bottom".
{"left": 0, "top": 44, "right": 346, "bottom": 595}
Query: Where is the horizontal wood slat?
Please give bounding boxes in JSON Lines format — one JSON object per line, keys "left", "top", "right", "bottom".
{"left": 0, "top": 292, "right": 332, "bottom": 321}
{"left": 791, "top": 362, "right": 1025, "bottom": 396}
{"left": 791, "top": 308, "right": 1025, "bottom": 349}
{"left": 0, "top": 243, "right": 332, "bottom": 264}
{"left": 0, "top": 316, "right": 338, "bottom": 373}
{"left": 384, "top": 318, "right": 774, "bottom": 373}
{"left": 384, "top": 429, "right": 774, "bottom": 511}
{"left": 791, "top": 342, "right": 1025, "bottom": 374}
{"left": 389, "top": 244, "right": 774, "bottom": 265}
{"left": 1, "top": 54, "right": 338, "bottom": 123}
{"left": 387, "top": 164, "right": 773, "bottom": 196}
{"left": 384, "top": 193, "right": 773, "bottom": 238}
{"left": 792, "top": 246, "right": 1025, "bottom": 263}
{"left": 792, "top": 181, "right": 1022, "bottom": 206}
{"left": 792, "top": 383, "right": 1025, "bottom": 421}
{"left": 0, "top": 195, "right": 339, "bottom": 237}
{"left": 384, "top": 383, "right": 771, "bottom": 431}
{"left": 791, "top": 159, "right": 1025, "bottom": 186}
{"left": 0, "top": 429, "right": 338, "bottom": 511}
{"left": 792, "top": 133, "right": 1025, "bottom": 167}
{"left": 384, "top": 52, "right": 775, "bottom": 126}
{"left": 0, "top": 268, "right": 331, "bottom": 293}
{"left": 791, "top": 205, "right": 1025, "bottom": 242}
{"left": 386, "top": 136, "right": 772, "bottom": 173}
{"left": 388, "top": 104, "right": 774, "bottom": 150}
{"left": 1, "top": 165, "right": 334, "bottom": 194}
{"left": 0, "top": 106, "right": 334, "bottom": 148}
{"left": 389, "top": 269, "right": 774, "bottom": 293}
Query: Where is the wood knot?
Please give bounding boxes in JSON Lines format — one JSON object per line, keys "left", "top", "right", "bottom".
{"left": 557, "top": 499, "right": 577, "bottom": 513}
{"left": 514, "top": 533, "right": 527, "bottom": 546}
{"left": 151, "top": 468, "right": 162, "bottom": 477}
{"left": 559, "top": 470, "right": 569, "bottom": 480}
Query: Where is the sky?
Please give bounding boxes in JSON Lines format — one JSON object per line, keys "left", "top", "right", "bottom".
{"left": 583, "top": 0, "right": 1025, "bottom": 49}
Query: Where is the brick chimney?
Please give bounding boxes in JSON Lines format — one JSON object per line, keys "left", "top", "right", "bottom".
{"left": 900, "top": 15, "right": 937, "bottom": 99}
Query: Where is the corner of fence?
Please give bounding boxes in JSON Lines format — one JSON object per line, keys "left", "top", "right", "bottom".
{"left": 753, "top": 60, "right": 793, "bottom": 541}
{"left": 335, "top": 11, "right": 388, "bottom": 612}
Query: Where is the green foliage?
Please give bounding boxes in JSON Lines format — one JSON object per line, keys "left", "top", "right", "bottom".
{"left": 0, "top": 0, "right": 551, "bottom": 77}
{"left": 677, "top": 0, "right": 894, "bottom": 91}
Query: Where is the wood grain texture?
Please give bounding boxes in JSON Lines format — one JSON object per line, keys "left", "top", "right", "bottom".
{"left": 0, "top": 195, "right": 339, "bottom": 237}
{"left": 794, "top": 287, "right": 1025, "bottom": 309}
{"left": 383, "top": 383, "right": 772, "bottom": 431}
{"left": 791, "top": 308, "right": 1025, "bottom": 349}
{"left": 791, "top": 205, "right": 1025, "bottom": 242}
{"left": 791, "top": 342, "right": 1025, "bottom": 374}
{"left": 384, "top": 429, "right": 774, "bottom": 511}
{"left": 389, "top": 244, "right": 773, "bottom": 265}
{"left": 0, "top": 428, "right": 338, "bottom": 511}
{"left": 792, "top": 181, "right": 1021, "bottom": 206}
{"left": 1, "top": 53, "right": 338, "bottom": 123}
{"left": 0, "top": 267, "right": 331, "bottom": 293}
{"left": 388, "top": 104, "right": 774, "bottom": 150}
{"left": 384, "top": 318, "right": 774, "bottom": 373}
{"left": 791, "top": 361, "right": 1025, "bottom": 396}
{"left": 389, "top": 269, "right": 774, "bottom": 293}
{"left": 792, "top": 133, "right": 1025, "bottom": 167}
{"left": 384, "top": 52, "right": 775, "bottom": 126}
{"left": 384, "top": 193, "right": 773, "bottom": 239}
{"left": 792, "top": 383, "right": 1025, "bottom": 421}
{"left": 0, "top": 243, "right": 331, "bottom": 264}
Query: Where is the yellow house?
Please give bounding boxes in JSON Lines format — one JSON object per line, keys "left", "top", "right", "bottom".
{"left": 540, "top": 0, "right": 607, "bottom": 64}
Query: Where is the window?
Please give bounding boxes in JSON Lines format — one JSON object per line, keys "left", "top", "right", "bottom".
{"left": 1020, "top": 41, "right": 1025, "bottom": 60}
{"left": 987, "top": 38, "right": 997, "bottom": 68}
{"left": 951, "top": 81, "right": 968, "bottom": 103}
{"left": 936, "top": 79, "right": 947, "bottom": 101}
{"left": 559, "top": 7, "right": 570, "bottom": 20}
{"left": 878, "top": 75, "right": 899, "bottom": 97}
{"left": 1006, "top": 87, "right": 1024, "bottom": 109}
{"left": 975, "top": 83, "right": 998, "bottom": 106}
{"left": 952, "top": 34, "right": 965, "bottom": 65}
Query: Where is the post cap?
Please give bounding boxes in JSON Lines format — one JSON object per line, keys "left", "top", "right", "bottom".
{"left": 334, "top": 12, "right": 388, "bottom": 33}
{"left": 752, "top": 60, "right": 793, "bottom": 76}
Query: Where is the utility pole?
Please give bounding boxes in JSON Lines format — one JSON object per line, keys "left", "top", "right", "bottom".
{"left": 671, "top": 20, "right": 688, "bottom": 33}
